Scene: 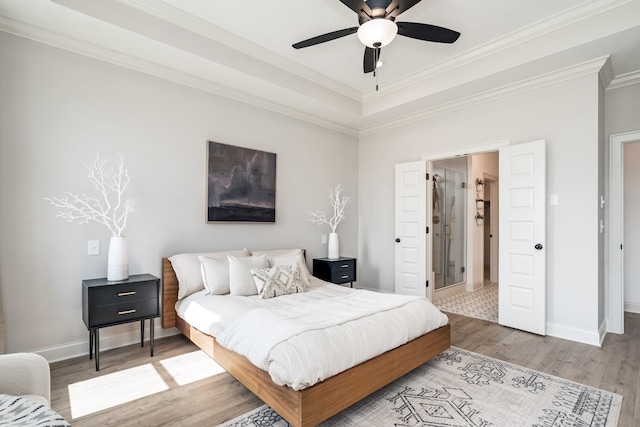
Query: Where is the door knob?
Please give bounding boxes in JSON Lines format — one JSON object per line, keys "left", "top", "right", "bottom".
{"left": 534, "top": 243, "right": 543, "bottom": 250}
{"left": 395, "top": 238, "right": 401, "bottom": 243}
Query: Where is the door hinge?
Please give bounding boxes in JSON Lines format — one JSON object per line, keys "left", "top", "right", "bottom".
{"left": 462, "top": 182, "right": 467, "bottom": 189}
{"left": 461, "top": 267, "right": 466, "bottom": 273}
{"left": 426, "top": 280, "right": 429, "bottom": 288}
{"left": 426, "top": 173, "right": 429, "bottom": 180}
{"left": 426, "top": 226, "right": 429, "bottom": 233}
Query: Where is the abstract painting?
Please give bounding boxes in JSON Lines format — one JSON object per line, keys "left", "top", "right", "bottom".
{"left": 206, "top": 141, "right": 276, "bottom": 222}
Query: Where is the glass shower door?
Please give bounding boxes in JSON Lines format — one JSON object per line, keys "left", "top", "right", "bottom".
{"left": 432, "top": 164, "right": 467, "bottom": 289}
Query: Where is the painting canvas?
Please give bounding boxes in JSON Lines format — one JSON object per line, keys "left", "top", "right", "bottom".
{"left": 207, "top": 141, "right": 276, "bottom": 222}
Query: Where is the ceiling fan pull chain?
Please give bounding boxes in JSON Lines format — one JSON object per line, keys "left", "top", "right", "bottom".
{"left": 375, "top": 46, "right": 380, "bottom": 91}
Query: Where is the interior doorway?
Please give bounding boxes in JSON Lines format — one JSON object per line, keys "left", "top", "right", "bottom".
{"left": 432, "top": 152, "right": 500, "bottom": 324}
{"left": 396, "top": 139, "right": 547, "bottom": 334}
{"left": 609, "top": 131, "right": 640, "bottom": 334}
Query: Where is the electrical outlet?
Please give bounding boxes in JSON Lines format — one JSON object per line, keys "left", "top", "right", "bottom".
{"left": 88, "top": 240, "right": 100, "bottom": 256}
{"left": 322, "top": 234, "right": 327, "bottom": 244}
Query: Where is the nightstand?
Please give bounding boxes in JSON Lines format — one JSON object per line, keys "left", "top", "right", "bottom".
{"left": 313, "top": 257, "right": 357, "bottom": 287}
{"left": 82, "top": 274, "right": 160, "bottom": 371}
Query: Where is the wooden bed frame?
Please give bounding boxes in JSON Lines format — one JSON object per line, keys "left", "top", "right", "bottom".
{"left": 161, "top": 257, "right": 450, "bottom": 427}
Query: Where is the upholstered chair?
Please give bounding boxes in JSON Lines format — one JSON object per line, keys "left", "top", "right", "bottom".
{"left": 0, "top": 353, "right": 51, "bottom": 407}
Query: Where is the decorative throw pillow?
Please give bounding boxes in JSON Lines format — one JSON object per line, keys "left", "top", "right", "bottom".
{"left": 199, "top": 256, "right": 231, "bottom": 295}
{"left": 263, "top": 249, "right": 312, "bottom": 279}
{"left": 228, "top": 255, "right": 269, "bottom": 296}
{"left": 169, "top": 249, "right": 250, "bottom": 299}
{"left": 267, "top": 252, "right": 311, "bottom": 290}
{"left": 251, "top": 264, "right": 307, "bottom": 299}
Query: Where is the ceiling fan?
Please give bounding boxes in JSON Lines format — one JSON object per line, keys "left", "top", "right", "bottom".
{"left": 292, "top": 0, "right": 460, "bottom": 74}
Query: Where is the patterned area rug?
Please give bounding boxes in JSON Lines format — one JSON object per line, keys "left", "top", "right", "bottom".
{"left": 434, "top": 282, "right": 499, "bottom": 323}
{"left": 219, "top": 347, "right": 621, "bottom": 427}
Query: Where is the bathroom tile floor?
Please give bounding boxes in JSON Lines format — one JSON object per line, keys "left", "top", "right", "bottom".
{"left": 434, "top": 282, "right": 498, "bottom": 323}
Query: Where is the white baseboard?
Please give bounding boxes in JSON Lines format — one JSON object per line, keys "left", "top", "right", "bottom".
{"left": 624, "top": 301, "right": 640, "bottom": 314}
{"left": 433, "top": 282, "right": 465, "bottom": 302}
{"left": 598, "top": 319, "right": 607, "bottom": 346}
{"left": 546, "top": 322, "right": 601, "bottom": 347}
{"left": 466, "top": 281, "right": 484, "bottom": 292}
{"left": 33, "top": 326, "right": 180, "bottom": 363}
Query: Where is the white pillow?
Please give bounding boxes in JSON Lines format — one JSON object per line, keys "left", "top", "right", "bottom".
{"left": 255, "top": 249, "right": 311, "bottom": 278}
{"left": 228, "top": 255, "right": 269, "bottom": 296}
{"left": 169, "top": 249, "right": 250, "bottom": 299}
{"left": 199, "top": 256, "right": 231, "bottom": 295}
{"left": 250, "top": 248, "right": 301, "bottom": 258}
{"left": 267, "top": 252, "right": 311, "bottom": 289}
{"left": 251, "top": 264, "right": 308, "bottom": 299}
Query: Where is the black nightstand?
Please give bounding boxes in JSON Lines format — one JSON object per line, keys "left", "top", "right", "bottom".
{"left": 313, "top": 257, "right": 357, "bottom": 287}
{"left": 82, "top": 274, "right": 160, "bottom": 371}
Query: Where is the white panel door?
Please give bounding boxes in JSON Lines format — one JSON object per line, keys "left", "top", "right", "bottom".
{"left": 499, "top": 140, "right": 546, "bottom": 335}
{"left": 395, "top": 161, "right": 427, "bottom": 297}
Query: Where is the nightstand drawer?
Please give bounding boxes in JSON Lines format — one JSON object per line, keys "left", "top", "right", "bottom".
{"left": 327, "top": 259, "right": 355, "bottom": 274}
{"left": 90, "top": 281, "right": 158, "bottom": 307}
{"left": 330, "top": 270, "right": 355, "bottom": 284}
{"left": 91, "top": 298, "right": 159, "bottom": 327}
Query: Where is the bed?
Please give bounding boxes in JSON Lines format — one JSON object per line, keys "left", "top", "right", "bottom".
{"left": 161, "top": 250, "right": 450, "bottom": 427}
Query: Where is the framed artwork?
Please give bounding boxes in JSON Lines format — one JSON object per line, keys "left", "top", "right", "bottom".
{"left": 206, "top": 141, "right": 276, "bottom": 222}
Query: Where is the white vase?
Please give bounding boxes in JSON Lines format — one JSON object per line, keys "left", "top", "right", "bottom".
{"left": 328, "top": 232, "right": 339, "bottom": 259}
{"left": 107, "top": 236, "right": 129, "bottom": 281}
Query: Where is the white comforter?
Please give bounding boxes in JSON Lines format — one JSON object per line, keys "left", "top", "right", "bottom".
{"left": 216, "top": 289, "right": 448, "bottom": 390}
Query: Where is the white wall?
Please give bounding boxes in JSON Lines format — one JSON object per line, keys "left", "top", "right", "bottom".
{"left": 359, "top": 73, "right": 603, "bottom": 345}
{"left": 0, "top": 33, "right": 359, "bottom": 359}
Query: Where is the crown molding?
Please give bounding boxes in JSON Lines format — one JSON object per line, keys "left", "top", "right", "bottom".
{"left": 110, "top": 0, "right": 363, "bottom": 102}
{"left": 607, "top": 70, "right": 640, "bottom": 90}
{"left": 599, "top": 56, "right": 615, "bottom": 88}
{"left": 362, "top": 0, "right": 632, "bottom": 102}
{"left": 359, "top": 56, "right": 610, "bottom": 137}
{"left": 0, "top": 14, "right": 359, "bottom": 137}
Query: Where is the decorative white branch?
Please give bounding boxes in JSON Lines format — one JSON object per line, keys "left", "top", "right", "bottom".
{"left": 305, "top": 183, "right": 351, "bottom": 233}
{"left": 45, "top": 154, "right": 139, "bottom": 237}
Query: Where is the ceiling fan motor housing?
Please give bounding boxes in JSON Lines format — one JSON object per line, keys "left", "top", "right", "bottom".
{"left": 357, "top": 0, "right": 396, "bottom": 25}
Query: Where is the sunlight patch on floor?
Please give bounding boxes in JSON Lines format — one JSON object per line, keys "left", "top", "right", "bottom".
{"left": 159, "top": 350, "right": 225, "bottom": 386}
{"left": 68, "top": 364, "right": 168, "bottom": 419}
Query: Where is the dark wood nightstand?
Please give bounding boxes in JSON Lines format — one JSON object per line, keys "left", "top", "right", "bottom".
{"left": 82, "top": 274, "right": 160, "bottom": 371}
{"left": 313, "top": 257, "right": 357, "bottom": 287}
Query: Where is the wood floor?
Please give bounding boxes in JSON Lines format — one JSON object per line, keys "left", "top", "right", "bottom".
{"left": 50, "top": 312, "right": 640, "bottom": 426}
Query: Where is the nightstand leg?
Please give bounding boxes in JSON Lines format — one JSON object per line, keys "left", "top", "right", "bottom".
{"left": 95, "top": 328, "right": 100, "bottom": 371}
{"left": 150, "top": 318, "right": 154, "bottom": 357}
{"left": 89, "top": 330, "right": 93, "bottom": 360}
{"left": 140, "top": 320, "right": 144, "bottom": 347}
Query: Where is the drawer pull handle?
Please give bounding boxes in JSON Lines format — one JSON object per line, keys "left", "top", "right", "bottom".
{"left": 118, "top": 309, "right": 136, "bottom": 315}
{"left": 341, "top": 264, "right": 349, "bottom": 268}
{"left": 341, "top": 275, "right": 349, "bottom": 279}
{"left": 118, "top": 291, "right": 136, "bottom": 297}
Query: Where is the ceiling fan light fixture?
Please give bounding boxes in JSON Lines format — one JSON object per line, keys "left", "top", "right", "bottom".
{"left": 357, "top": 19, "right": 398, "bottom": 48}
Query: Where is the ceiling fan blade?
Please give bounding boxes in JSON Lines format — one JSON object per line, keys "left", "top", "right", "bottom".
{"left": 363, "top": 46, "right": 380, "bottom": 73}
{"left": 387, "top": 0, "right": 422, "bottom": 18}
{"left": 292, "top": 27, "right": 358, "bottom": 49}
{"left": 397, "top": 22, "right": 460, "bottom": 43}
{"left": 340, "top": 0, "right": 373, "bottom": 17}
